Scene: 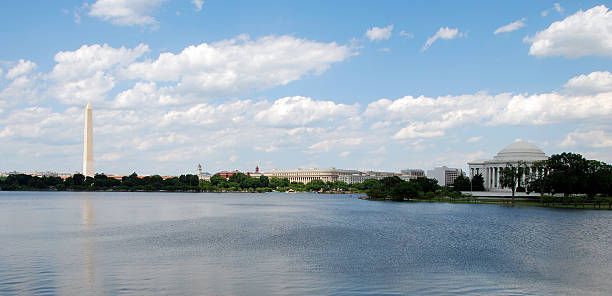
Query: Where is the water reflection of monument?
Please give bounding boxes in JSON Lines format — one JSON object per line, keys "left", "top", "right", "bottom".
{"left": 80, "top": 198, "right": 96, "bottom": 293}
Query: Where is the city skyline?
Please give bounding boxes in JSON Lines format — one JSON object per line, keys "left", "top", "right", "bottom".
{"left": 1, "top": 1, "right": 612, "bottom": 175}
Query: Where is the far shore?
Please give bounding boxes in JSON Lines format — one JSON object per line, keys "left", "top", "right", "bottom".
{"left": 361, "top": 196, "right": 612, "bottom": 210}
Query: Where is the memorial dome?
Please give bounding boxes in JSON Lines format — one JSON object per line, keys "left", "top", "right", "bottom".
{"left": 493, "top": 141, "right": 547, "bottom": 161}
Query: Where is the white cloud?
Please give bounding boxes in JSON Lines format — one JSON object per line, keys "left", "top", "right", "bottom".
{"left": 561, "top": 129, "right": 612, "bottom": 148}
{"left": 366, "top": 72, "right": 612, "bottom": 140}
{"left": 50, "top": 43, "right": 149, "bottom": 80}
{"left": 526, "top": 5, "right": 612, "bottom": 58}
{"left": 47, "top": 43, "right": 149, "bottom": 105}
{"left": 467, "top": 136, "right": 483, "bottom": 143}
{"left": 191, "top": 0, "right": 204, "bottom": 12}
{"left": 564, "top": 71, "right": 612, "bottom": 95}
{"left": 365, "top": 25, "right": 393, "bottom": 41}
{"left": 307, "top": 137, "right": 363, "bottom": 153}
{"left": 399, "top": 30, "right": 414, "bottom": 39}
{"left": 72, "top": 3, "right": 89, "bottom": 24}
{"left": 99, "top": 152, "right": 121, "bottom": 161}
{"left": 113, "top": 82, "right": 178, "bottom": 108}
{"left": 123, "top": 35, "right": 353, "bottom": 97}
{"left": 5, "top": 59, "right": 37, "bottom": 79}
{"left": 370, "top": 146, "right": 387, "bottom": 154}
{"left": 494, "top": 18, "right": 526, "bottom": 35}
{"left": 254, "top": 96, "right": 359, "bottom": 126}
{"left": 422, "top": 27, "right": 464, "bottom": 52}
{"left": 541, "top": 3, "right": 564, "bottom": 17}
{"left": 0, "top": 73, "right": 40, "bottom": 104}
{"left": 89, "top": 0, "right": 168, "bottom": 28}
{"left": 340, "top": 151, "right": 350, "bottom": 158}
{"left": 393, "top": 122, "right": 446, "bottom": 139}
{"left": 49, "top": 71, "right": 115, "bottom": 104}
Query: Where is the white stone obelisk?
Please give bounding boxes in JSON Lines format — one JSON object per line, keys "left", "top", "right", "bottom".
{"left": 83, "top": 102, "right": 94, "bottom": 177}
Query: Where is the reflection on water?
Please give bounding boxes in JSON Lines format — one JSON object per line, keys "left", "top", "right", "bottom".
{"left": 1, "top": 191, "right": 611, "bottom": 295}
{"left": 80, "top": 198, "right": 96, "bottom": 294}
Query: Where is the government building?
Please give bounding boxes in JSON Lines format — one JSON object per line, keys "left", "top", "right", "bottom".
{"left": 263, "top": 168, "right": 402, "bottom": 184}
{"left": 468, "top": 141, "right": 548, "bottom": 191}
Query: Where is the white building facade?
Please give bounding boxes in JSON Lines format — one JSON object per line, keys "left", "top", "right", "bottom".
{"left": 263, "top": 168, "right": 399, "bottom": 184}
{"left": 427, "top": 166, "right": 462, "bottom": 187}
{"left": 468, "top": 141, "right": 548, "bottom": 191}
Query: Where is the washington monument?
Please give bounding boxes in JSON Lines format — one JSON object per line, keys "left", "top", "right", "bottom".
{"left": 83, "top": 102, "right": 94, "bottom": 177}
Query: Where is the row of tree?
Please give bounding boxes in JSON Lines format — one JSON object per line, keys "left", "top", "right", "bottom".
{"left": 0, "top": 171, "right": 443, "bottom": 194}
{"left": 0, "top": 173, "right": 201, "bottom": 191}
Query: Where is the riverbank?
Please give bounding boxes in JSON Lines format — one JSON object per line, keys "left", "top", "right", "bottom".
{"left": 362, "top": 196, "right": 612, "bottom": 210}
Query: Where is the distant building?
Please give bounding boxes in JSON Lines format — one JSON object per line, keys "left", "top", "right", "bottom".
{"left": 427, "top": 166, "right": 462, "bottom": 187}
{"left": 400, "top": 169, "right": 425, "bottom": 180}
{"left": 247, "top": 166, "right": 263, "bottom": 178}
{"left": 468, "top": 141, "right": 548, "bottom": 191}
{"left": 215, "top": 170, "right": 243, "bottom": 179}
{"left": 196, "top": 164, "right": 212, "bottom": 180}
{"left": 263, "top": 168, "right": 399, "bottom": 184}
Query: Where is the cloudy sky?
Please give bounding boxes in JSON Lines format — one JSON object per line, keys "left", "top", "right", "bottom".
{"left": 1, "top": 1, "right": 612, "bottom": 175}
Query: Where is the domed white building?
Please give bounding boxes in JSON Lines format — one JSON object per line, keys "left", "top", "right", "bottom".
{"left": 468, "top": 141, "right": 548, "bottom": 191}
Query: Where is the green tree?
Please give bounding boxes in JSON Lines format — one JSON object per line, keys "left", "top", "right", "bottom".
{"left": 452, "top": 174, "right": 470, "bottom": 191}
{"left": 306, "top": 179, "right": 326, "bottom": 191}
{"left": 500, "top": 163, "right": 522, "bottom": 203}
{"left": 258, "top": 176, "right": 269, "bottom": 188}
{"left": 547, "top": 153, "right": 588, "bottom": 196}
{"left": 470, "top": 173, "right": 485, "bottom": 191}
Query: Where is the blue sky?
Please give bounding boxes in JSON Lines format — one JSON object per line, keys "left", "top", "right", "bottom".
{"left": 1, "top": 0, "right": 612, "bottom": 175}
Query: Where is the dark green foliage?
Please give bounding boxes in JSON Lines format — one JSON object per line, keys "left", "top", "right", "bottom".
{"left": 452, "top": 174, "right": 471, "bottom": 191}
{"left": 366, "top": 176, "right": 440, "bottom": 200}
{"left": 471, "top": 173, "right": 485, "bottom": 191}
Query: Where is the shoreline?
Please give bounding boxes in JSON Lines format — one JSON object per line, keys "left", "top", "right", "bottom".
{"left": 361, "top": 197, "right": 612, "bottom": 210}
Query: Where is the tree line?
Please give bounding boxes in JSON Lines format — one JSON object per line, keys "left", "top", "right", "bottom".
{"left": 0, "top": 173, "right": 201, "bottom": 191}
{"left": 0, "top": 171, "right": 442, "bottom": 194}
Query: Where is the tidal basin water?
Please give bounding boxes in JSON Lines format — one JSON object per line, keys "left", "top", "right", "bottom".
{"left": 1, "top": 192, "right": 611, "bottom": 295}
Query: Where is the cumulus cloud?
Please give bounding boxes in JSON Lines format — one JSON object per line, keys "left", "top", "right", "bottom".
{"left": 494, "top": 18, "right": 526, "bottom": 35}
{"left": 564, "top": 71, "right": 612, "bottom": 95}
{"left": 50, "top": 43, "right": 149, "bottom": 80}
{"left": 526, "top": 5, "right": 612, "bottom": 58}
{"left": 89, "top": 0, "right": 168, "bottom": 28}
{"left": 122, "top": 35, "right": 353, "bottom": 97}
{"left": 561, "top": 129, "right": 612, "bottom": 148}
{"left": 366, "top": 72, "right": 612, "bottom": 140}
{"left": 365, "top": 25, "right": 393, "bottom": 41}
{"left": 113, "top": 82, "right": 178, "bottom": 108}
{"left": 5, "top": 59, "right": 37, "bottom": 79}
{"left": 49, "top": 71, "right": 115, "bottom": 104}
{"left": 422, "top": 27, "right": 464, "bottom": 52}
{"left": 4, "top": 33, "right": 612, "bottom": 174}
{"left": 254, "top": 96, "right": 359, "bottom": 126}
{"left": 47, "top": 43, "right": 149, "bottom": 105}
{"left": 191, "top": 0, "right": 204, "bottom": 12}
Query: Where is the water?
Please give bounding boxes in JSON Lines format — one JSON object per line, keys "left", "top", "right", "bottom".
{"left": 1, "top": 191, "right": 611, "bottom": 295}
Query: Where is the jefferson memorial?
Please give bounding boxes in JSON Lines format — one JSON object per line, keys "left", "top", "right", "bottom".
{"left": 468, "top": 141, "right": 548, "bottom": 191}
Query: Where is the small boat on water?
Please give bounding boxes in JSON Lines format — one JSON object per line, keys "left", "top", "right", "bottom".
{"left": 286, "top": 189, "right": 296, "bottom": 193}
